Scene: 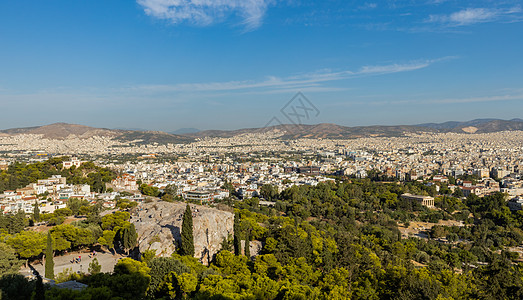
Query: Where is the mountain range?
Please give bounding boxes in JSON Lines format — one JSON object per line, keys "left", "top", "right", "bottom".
{"left": 185, "top": 118, "right": 523, "bottom": 139}
{"left": 1, "top": 118, "right": 522, "bottom": 143}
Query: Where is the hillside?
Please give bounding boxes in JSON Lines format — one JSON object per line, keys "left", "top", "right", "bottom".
{"left": 0, "top": 123, "right": 194, "bottom": 144}
{"left": 2, "top": 118, "right": 522, "bottom": 143}
{"left": 187, "top": 118, "right": 523, "bottom": 139}
{"left": 418, "top": 118, "right": 523, "bottom": 133}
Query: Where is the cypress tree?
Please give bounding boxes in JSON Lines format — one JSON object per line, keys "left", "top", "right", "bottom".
{"left": 180, "top": 204, "right": 194, "bottom": 256}
{"left": 44, "top": 231, "right": 54, "bottom": 280}
{"left": 117, "top": 223, "right": 138, "bottom": 255}
{"left": 33, "top": 201, "right": 40, "bottom": 223}
{"left": 244, "top": 231, "right": 251, "bottom": 258}
{"left": 233, "top": 213, "right": 241, "bottom": 256}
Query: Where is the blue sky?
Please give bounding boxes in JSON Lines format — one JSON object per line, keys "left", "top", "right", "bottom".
{"left": 0, "top": 0, "right": 522, "bottom": 131}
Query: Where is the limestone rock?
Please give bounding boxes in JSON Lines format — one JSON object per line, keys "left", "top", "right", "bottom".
{"left": 132, "top": 201, "right": 233, "bottom": 264}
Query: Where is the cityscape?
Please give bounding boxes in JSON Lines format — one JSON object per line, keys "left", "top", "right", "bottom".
{"left": 1, "top": 0, "right": 523, "bottom": 299}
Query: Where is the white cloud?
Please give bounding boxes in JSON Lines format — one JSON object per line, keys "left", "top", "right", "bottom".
{"left": 137, "top": 0, "right": 274, "bottom": 30}
{"left": 427, "top": 6, "right": 522, "bottom": 26}
{"left": 131, "top": 58, "right": 446, "bottom": 94}
{"left": 358, "top": 3, "right": 377, "bottom": 10}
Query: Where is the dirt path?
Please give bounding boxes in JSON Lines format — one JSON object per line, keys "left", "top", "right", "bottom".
{"left": 399, "top": 220, "right": 465, "bottom": 239}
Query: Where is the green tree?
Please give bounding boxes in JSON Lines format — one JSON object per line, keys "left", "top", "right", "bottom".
{"left": 116, "top": 198, "right": 138, "bottom": 210}
{"left": 245, "top": 231, "right": 251, "bottom": 258}
{"left": 163, "top": 184, "right": 177, "bottom": 197}
{"left": 180, "top": 204, "right": 194, "bottom": 257}
{"left": 116, "top": 223, "right": 138, "bottom": 255}
{"left": 177, "top": 272, "right": 198, "bottom": 299}
{"left": 0, "top": 274, "right": 35, "bottom": 300}
{"left": 53, "top": 207, "right": 73, "bottom": 217}
{"left": 44, "top": 231, "right": 54, "bottom": 280}
{"left": 260, "top": 184, "right": 279, "bottom": 201}
{"left": 113, "top": 257, "right": 151, "bottom": 278}
{"left": 8, "top": 210, "right": 26, "bottom": 234}
{"left": 233, "top": 213, "right": 241, "bottom": 256}
{"left": 6, "top": 231, "right": 46, "bottom": 260}
{"left": 98, "top": 230, "right": 117, "bottom": 253}
{"left": 453, "top": 187, "right": 464, "bottom": 198}
{"left": 0, "top": 243, "right": 22, "bottom": 276}
{"left": 101, "top": 211, "right": 130, "bottom": 230}
{"left": 147, "top": 257, "right": 190, "bottom": 298}
{"left": 33, "top": 201, "right": 40, "bottom": 222}
{"left": 139, "top": 184, "right": 160, "bottom": 197}
{"left": 66, "top": 198, "right": 89, "bottom": 215}
{"left": 161, "top": 193, "right": 175, "bottom": 202}
{"left": 88, "top": 258, "right": 102, "bottom": 274}
{"left": 141, "top": 249, "right": 156, "bottom": 265}
{"left": 50, "top": 224, "right": 95, "bottom": 251}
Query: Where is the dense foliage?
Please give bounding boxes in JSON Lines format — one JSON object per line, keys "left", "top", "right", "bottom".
{"left": 4, "top": 175, "right": 523, "bottom": 299}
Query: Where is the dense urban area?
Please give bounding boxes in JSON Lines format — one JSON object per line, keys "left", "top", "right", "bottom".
{"left": 2, "top": 128, "right": 523, "bottom": 299}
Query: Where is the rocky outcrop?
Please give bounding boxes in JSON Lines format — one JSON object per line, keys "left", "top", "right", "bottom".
{"left": 241, "top": 240, "right": 263, "bottom": 259}
{"left": 132, "top": 201, "right": 233, "bottom": 264}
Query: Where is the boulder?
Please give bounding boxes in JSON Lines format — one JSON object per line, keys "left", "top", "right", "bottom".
{"left": 132, "top": 201, "right": 234, "bottom": 264}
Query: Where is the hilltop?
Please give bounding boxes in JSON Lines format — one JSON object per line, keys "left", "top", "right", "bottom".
{"left": 0, "top": 123, "right": 194, "bottom": 145}
{"left": 1, "top": 118, "right": 523, "bottom": 143}
{"left": 186, "top": 118, "right": 523, "bottom": 139}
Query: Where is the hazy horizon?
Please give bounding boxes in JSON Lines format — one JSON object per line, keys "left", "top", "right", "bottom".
{"left": 1, "top": 117, "right": 522, "bottom": 133}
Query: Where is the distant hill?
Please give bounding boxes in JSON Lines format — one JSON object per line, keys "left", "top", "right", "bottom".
{"left": 0, "top": 123, "right": 119, "bottom": 139}
{"left": 115, "top": 130, "right": 194, "bottom": 145}
{"left": 188, "top": 123, "right": 437, "bottom": 139}
{"left": 0, "top": 123, "right": 194, "bottom": 144}
{"left": 170, "top": 128, "right": 200, "bottom": 135}
{"left": 186, "top": 119, "right": 523, "bottom": 139}
{"left": 417, "top": 118, "right": 523, "bottom": 133}
{"left": 2, "top": 119, "right": 522, "bottom": 143}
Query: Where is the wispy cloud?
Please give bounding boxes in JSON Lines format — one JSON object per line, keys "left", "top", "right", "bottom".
{"left": 427, "top": 6, "right": 522, "bottom": 26}
{"left": 345, "top": 93, "right": 523, "bottom": 107}
{"left": 358, "top": 3, "right": 378, "bottom": 10}
{"left": 137, "top": 0, "right": 274, "bottom": 30}
{"left": 132, "top": 57, "right": 453, "bottom": 94}
{"left": 428, "top": 93, "right": 523, "bottom": 104}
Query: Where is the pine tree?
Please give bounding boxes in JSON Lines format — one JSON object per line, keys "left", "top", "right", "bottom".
{"left": 88, "top": 257, "right": 101, "bottom": 274}
{"left": 8, "top": 210, "right": 25, "bottom": 234}
{"left": 44, "top": 231, "right": 54, "bottom": 280}
{"left": 180, "top": 204, "right": 194, "bottom": 256}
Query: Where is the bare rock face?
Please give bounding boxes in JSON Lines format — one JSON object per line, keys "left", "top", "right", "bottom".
{"left": 461, "top": 126, "right": 478, "bottom": 133}
{"left": 240, "top": 240, "right": 263, "bottom": 259}
{"left": 132, "top": 201, "right": 234, "bottom": 264}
